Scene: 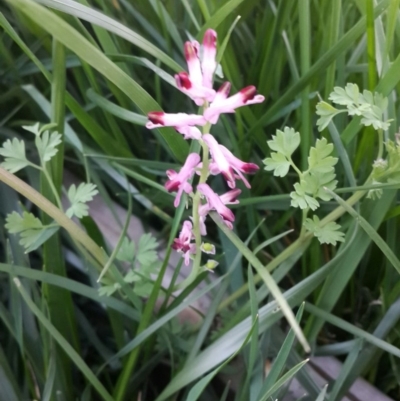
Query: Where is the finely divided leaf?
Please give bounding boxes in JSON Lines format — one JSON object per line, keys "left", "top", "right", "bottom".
{"left": 308, "top": 138, "right": 338, "bottom": 173}
{"left": 329, "top": 83, "right": 360, "bottom": 106}
{"left": 315, "top": 101, "right": 342, "bottom": 131}
{"left": 137, "top": 233, "right": 159, "bottom": 265}
{"left": 304, "top": 215, "right": 345, "bottom": 246}
{"left": 0, "top": 138, "right": 30, "bottom": 173}
{"left": 263, "top": 152, "right": 291, "bottom": 177}
{"left": 35, "top": 131, "right": 62, "bottom": 163}
{"left": 290, "top": 183, "right": 320, "bottom": 211}
{"left": 267, "top": 127, "right": 300, "bottom": 157}
{"left": 264, "top": 127, "right": 300, "bottom": 177}
{"left": 117, "top": 237, "right": 135, "bottom": 262}
{"left": 324, "top": 83, "right": 391, "bottom": 130}
{"left": 22, "top": 122, "right": 41, "bottom": 136}
{"left": 5, "top": 211, "right": 58, "bottom": 251}
{"left": 66, "top": 183, "right": 98, "bottom": 218}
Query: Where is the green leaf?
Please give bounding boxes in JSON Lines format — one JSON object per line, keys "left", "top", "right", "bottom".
{"left": 329, "top": 83, "right": 361, "bottom": 106}
{"left": 66, "top": 183, "right": 98, "bottom": 219}
{"left": 185, "top": 317, "right": 258, "bottom": 401}
{"left": 267, "top": 127, "right": 300, "bottom": 158}
{"left": 35, "top": 130, "right": 62, "bottom": 163}
{"left": 137, "top": 233, "right": 159, "bottom": 265}
{"left": 21, "top": 122, "right": 41, "bottom": 136}
{"left": 0, "top": 138, "right": 30, "bottom": 173}
{"left": 308, "top": 138, "right": 338, "bottom": 174}
{"left": 263, "top": 152, "right": 291, "bottom": 177}
{"left": 315, "top": 101, "right": 341, "bottom": 131}
{"left": 304, "top": 215, "right": 345, "bottom": 246}
{"left": 5, "top": 211, "right": 58, "bottom": 251}
{"left": 98, "top": 283, "right": 121, "bottom": 297}
{"left": 116, "top": 238, "right": 135, "bottom": 262}
{"left": 290, "top": 183, "right": 320, "bottom": 211}
{"left": 326, "top": 83, "right": 391, "bottom": 130}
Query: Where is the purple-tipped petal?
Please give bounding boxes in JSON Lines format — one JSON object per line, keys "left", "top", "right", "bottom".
{"left": 202, "top": 29, "right": 217, "bottom": 89}
{"left": 197, "top": 183, "right": 235, "bottom": 224}
{"left": 204, "top": 85, "right": 265, "bottom": 124}
{"left": 202, "top": 134, "right": 235, "bottom": 188}
{"left": 147, "top": 112, "right": 207, "bottom": 129}
{"left": 165, "top": 153, "right": 200, "bottom": 207}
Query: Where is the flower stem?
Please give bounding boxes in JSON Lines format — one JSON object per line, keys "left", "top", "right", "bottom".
{"left": 190, "top": 142, "right": 209, "bottom": 278}
{"left": 377, "top": 128, "right": 384, "bottom": 160}
{"left": 42, "top": 165, "right": 63, "bottom": 210}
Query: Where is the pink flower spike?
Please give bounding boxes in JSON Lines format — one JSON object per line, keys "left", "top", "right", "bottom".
{"left": 202, "top": 134, "right": 236, "bottom": 188}
{"left": 202, "top": 29, "right": 217, "bottom": 89}
{"left": 172, "top": 220, "right": 196, "bottom": 266}
{"left": 165, "top": 153, "right": 201, "bottom": 207}
{"left": 204, "top": 85, "right": 265, "bottom": 124}
{"left": 175, "top": 72, "right": 216, "bottom": 106}
{"left": 146, "top": 112, "right": 206, "bottom": 129}
{"left": 197, "top": 183, "right": 235, "bottom": 225}
{"left": 220, "top": 145, "right": 259, "bottom": 188}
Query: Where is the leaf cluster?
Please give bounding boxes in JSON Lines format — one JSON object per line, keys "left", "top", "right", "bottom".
{"left": 0, "top": 123, "right": 62, "bottom": 173}
{"left": 99, "top": 233, "right": 161, "bottom": 298}
{"left": 316, "top": 83, "right": 392, "bottom": 131}
{"left": 290, "top": 138, "right": 338, "bottom": 211}
{"left": 5, "top": 211, "right": 59, "bottom": 252}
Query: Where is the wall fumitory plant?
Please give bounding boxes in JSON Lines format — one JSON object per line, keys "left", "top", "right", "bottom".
{"left": 146, "top": 29, "right": 265, "bottom": 287}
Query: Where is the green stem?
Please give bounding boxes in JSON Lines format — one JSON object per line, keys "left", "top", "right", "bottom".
{"left": 175, "top": 143, "right": 209, "bottom": 291}
{"left": 290, "top": 158, "right": 303, "bottom": 178}
{"left": 175, "top": 116, "right": 211, "bottom": 290}
{"left": 299, "top": 207, "right": 309, "bottom": 238}
{"left": 377, "top": 129, "right": 384, "bottom": 160}
{"left": 42, "top": 165, "right": 63, "bottom": 210}
{"left": 0, "top": 166, "right": 107, "bottom": 268}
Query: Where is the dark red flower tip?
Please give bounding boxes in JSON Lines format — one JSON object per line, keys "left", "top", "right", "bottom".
{"left": 240, "top": 86, "right": 257, "bottom": 102}
{"left": 175, "top": 72, "right": 192, "bottom": 89}
{"left": 165, "top": 180, "right": 181, "bottom": 192}
{"left": 241, "top": 163, "right": 259, "bottom": 174}
{"left": 148, "top": 111, "right": 164, "bottom": 125}
{"left": 172, "top": 239, "right": 190, "bottom": 252}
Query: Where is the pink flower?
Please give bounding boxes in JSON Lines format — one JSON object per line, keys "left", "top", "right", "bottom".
{"left": 204, "top": 84, "right": 265, "bottom": 124}
{"left": 172, "top": 220, "right": 196, "bottom": 265}
{"left": 202, "top": 134, "right": 235, "bottom": 188}
{"left": 165, "top": 153, "right": 200, "bottom": 207}
{"left": 202, "top": 134, "right": 259, "bottom": 188}
{"left": 146, "top": 111, "right": 206, "bottom": 130}
{"left": 175, "top": 72, "right": 215, "bottom": 106}
{"left": 174, "top": 31, "right": 218, "bottom": 105}
{"left": 197, "top": 183, "right": 238, "bottom": 230}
